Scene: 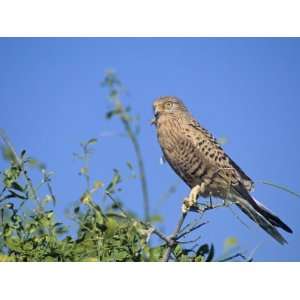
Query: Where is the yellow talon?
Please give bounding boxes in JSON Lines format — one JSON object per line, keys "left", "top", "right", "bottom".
{"left": 181, "top": 184, "right": 205, "bottom": 213}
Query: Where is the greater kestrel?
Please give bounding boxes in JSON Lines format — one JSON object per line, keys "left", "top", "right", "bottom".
{"left": 152, "top": 96, "right": 292, "bottom": 244}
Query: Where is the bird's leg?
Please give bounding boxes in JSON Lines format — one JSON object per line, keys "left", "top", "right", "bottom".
{"left": 182, "top": 183, "right": 205, "bottom": 213}
{"left": 209, "top": 192, "right": 213, "bottom": 208}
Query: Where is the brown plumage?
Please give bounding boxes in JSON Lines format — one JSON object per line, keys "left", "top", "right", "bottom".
{"left": 152, "top": 96, "right": 292, "bottom": 244}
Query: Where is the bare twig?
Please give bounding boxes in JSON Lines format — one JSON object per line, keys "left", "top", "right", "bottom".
{"left": 0, "top": 191, "right": 27, "bottom": 202}
{"left": 162, "top": 198, "right": 228, "bottom": 262}
{"left": 177, "top": 221, "right": 208, "bottom": 240}
{"left": 0, "top": 187, "right": 6, "bottom": 198}
{"left": 151, "top": 228, "right": 171, "bottom": 245}
{"left": 177, "top": 235, "right": 202, "bottom": 245}
{"left": 162, "top": 212, "right": 187, "bottom": 262}
{"left": 218, "top": 253, "right": 248, "bottom": 262}
{"left": 105, "top": 191, "right": 130, "bottom": 218}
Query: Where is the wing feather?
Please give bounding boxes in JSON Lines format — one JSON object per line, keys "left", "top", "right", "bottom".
{"left": 189, "top": 119, "right": 254, "bottom": 190}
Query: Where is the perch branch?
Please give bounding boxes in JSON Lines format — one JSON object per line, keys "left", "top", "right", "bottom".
{"left": 162, "top": 211, "right": 187, "bottom": 262}
{"left": 162, "top": 199, "right": 228, "bottom": 262}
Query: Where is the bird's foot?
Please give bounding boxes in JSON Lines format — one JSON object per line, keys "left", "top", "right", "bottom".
{"left": 181, "top": 184, "right": 204, "bottom": 213}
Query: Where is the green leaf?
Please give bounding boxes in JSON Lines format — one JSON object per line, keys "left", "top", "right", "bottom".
{"left": 81, "top": 257, "right": 99, "bottom": 262}
{"left": 80, "top": 192, "right": 92, "bottom": 204}
{"left": 3, "top": 166, "right": 21, "bottom": 188}
{"left": 149, "top": 246, "right": 165, "bottom": 261}
{"left": 1, "top": 146, "right": 17, "bottom": 163}
{"left": 150, "top": 214, "right": 163, "bottom": 223}
{"left": 206, "top": 245, "right": 215, "bottom": 262}
{"left": 54, "top": 223, "right": 68, "bottom": 235}
{"left": 126, "top": 161, "right": 133, "bottom": 170}
{"left": 46, "top": 210, "right": 54, "bottom": 219}
{"left": 20, "top": 150, "right": 26, "bottom": 158}
{"left": 80, "top": 167, "right": 88, "bottom": 176}
{"left": 86, "top": 138, "right": 98, "bottom": 146}
{"left": 106, "top": 110, "right": 119, "bottom": 119}
{"left": 23, "top": 241, "right": 34, "bottom": 251}
{"left": 3, "top": 224, "right": 12, "bottom": 237}
{"left": 27, "top": 223, "right": 37, "bottom": 234}
{"left": 115, "top": 250, "right": 129, "bottom": 261}
{"left": 106, "top": 169, "right": 121, "bottom": 193}
{"left": 173, "top": 244, "right": 183, "bottom": 257}
{"left": 27, "top": 158, "right": 38, "bottom": 166}
{"left": 10, "top": 181, "right": 24, "bottom": 192}
{"left": 5, "top": 236, "right": 22, "bottom": 252}
{"left": 0, "top": 255, "right": 15, "bottom": 262}
{"left": 105, "top": 217, "right": 119, "bottom": 236}
{"left": 194, "top": 256, "right": 204, "bottom": 262}
{"left": 93, "top": 180, "right": 103, "bottom": 191}
{"left": 41, "top": 194, "right": 53, "bottom": 205}
{"left": 196, "top": 244, "right": 209, "bottom": 257}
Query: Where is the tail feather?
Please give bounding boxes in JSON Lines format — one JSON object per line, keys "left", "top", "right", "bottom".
{"left": 230, "top": 183, "right": 292, "bottom": 245}
{"left": 234, "top": 195, "right": 287, "bottom": 245}
{"left": 251, "top": 196, "right": 293, "bottom": 234}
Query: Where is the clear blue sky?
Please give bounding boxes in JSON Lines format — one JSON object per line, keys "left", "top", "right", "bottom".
{"left": 0, "top": 38, "right": 299, "bottom": 261}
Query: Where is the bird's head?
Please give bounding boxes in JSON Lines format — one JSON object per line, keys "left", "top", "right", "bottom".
{"left": 151, "top": 96, "right": 188, "bottom": 125}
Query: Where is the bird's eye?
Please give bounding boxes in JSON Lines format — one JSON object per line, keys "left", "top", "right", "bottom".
{"left": 164, "top": 102, "right": 173, "bottom": 110}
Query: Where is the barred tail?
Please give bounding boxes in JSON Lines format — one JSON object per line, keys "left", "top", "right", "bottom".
{"left": 230, "top": 184, "right": 292, "bottom": 245}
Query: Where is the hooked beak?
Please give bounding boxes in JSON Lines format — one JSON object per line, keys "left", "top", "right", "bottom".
{"left": 151, "top": 108, "right": 160, "bottom": 125}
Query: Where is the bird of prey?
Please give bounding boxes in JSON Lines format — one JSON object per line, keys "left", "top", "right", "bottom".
{"left": 152, "top": 96, "right": 292, "bottom": 245}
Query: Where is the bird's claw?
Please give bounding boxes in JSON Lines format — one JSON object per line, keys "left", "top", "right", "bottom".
{"left": 182, "top": 197, "right": 194, "bottom": 213}
{"left": 181, "top": 184, "right": 204, "bottom": 213}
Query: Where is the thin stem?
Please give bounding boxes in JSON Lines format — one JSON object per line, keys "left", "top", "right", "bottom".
{"left": 151, "top": 228, "right": 171, "bottom": 244}
{"left": 121, "top": 117, "right": 150, "bottom": 222}
{"left": 260, "top": 180, "right": 300, "bottom": 198}
{"left": 218, "top": 253, "right": 248, "bottom": 262}
{"left": 176, "top": 221, "right": 208, "bottom": 240}
{"left": 103, "top": 72, "right": 151, "bottom": 222}
{"left": 105, "top": 191, "right": 129, "bottom": 217}
{"left": 178, "top": 235, "right": 202, "bottom": 245}
{"left": 43, "top": 171, "right": 57, "bottom": 206}
{"left": 103, "top": 74, "right": 151, "bottom": 222}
